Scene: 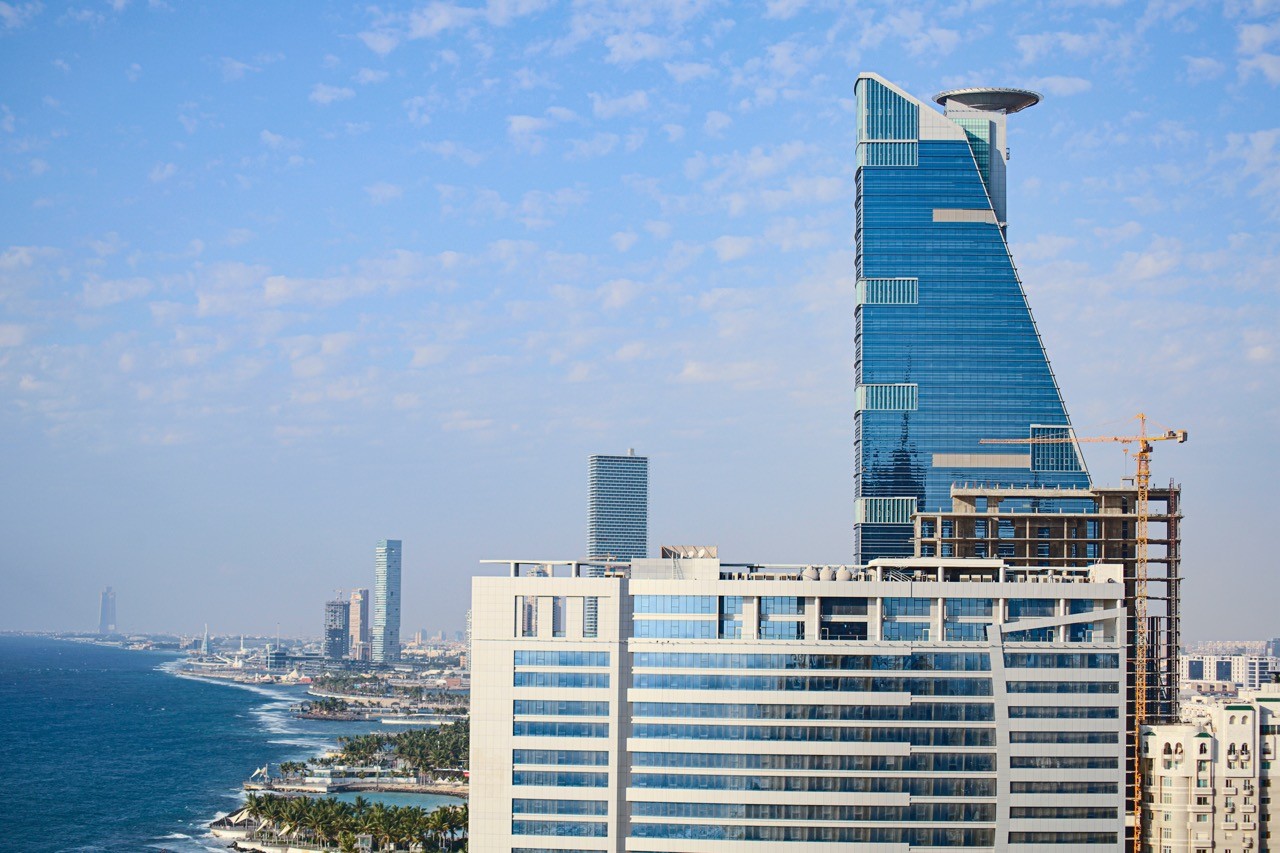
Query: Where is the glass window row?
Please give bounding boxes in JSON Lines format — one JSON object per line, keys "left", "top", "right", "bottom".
{"left": 512, "top": 750, "right": 608, "bottom": 767}
{"left": 631, "top": 722, "right": 992, "bottom": 746}
{"left": 514, "top": 700, "right": 609, "bottom": 717}
{"left": 631, "top": 824, "right": 994, "bottom": 845}
{"left": 514, "top": 672, "right": 610, "bottom": 689}
{"left": 1007, "top": 681, "right": 1118, "bottom": 694}
{"left": 1010, "top": 756, "right": 1118, "bottom": 769}
{"left": 1004, "top": 652, "right": 1120, "bottom": 669}
{"left": 1008, "top": 731, "right": 1118, "bottom": 744}
{"left": 1008, "top": 705, "right": 1118, "bottom": 719}
{"left": 631, "top": 750, "right": 994, "bottom": 772}
{"left": 514, "top": 721, "right": 608, "bottom": 738}
{"left": 632, "top": 674, "right": 993, "bottom": 695}
{"left": 631, "top": 651, "right": 990, "bottom": 672}
{"left": 631, "top": 773, "right": 995, "bottom": 796}
{"left": 631, "top": 701, "right": 994, "bottom": 722}
{"left": 632, "top": 801, "right": 994, "bottom": 822}
{"left": 514, "top": 650, "right": 610, "bottom": 667}
{"left": 513, "top": 799, "right": 609, "bottom": 816}
{"left": 511, "top": 819, "right": 608, "bottom": 838}
{"left": 512, "top": 770, "right": 609, "bottom": 787}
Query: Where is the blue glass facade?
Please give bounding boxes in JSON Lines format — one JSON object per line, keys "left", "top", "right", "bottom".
{"left": 586, "top": 453, "right": 647, "bottom": 560}
{"left": 853, "top": 74, "right": 1090, "bottom": 561}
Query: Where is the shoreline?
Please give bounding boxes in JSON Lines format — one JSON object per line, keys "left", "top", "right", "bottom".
{"left": 246, "top": 780, "right": 468, "bottom": 798}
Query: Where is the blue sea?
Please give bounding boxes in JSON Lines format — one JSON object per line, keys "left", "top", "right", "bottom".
{"left": 0, "top": 635, "right": 462, "bottom": 853}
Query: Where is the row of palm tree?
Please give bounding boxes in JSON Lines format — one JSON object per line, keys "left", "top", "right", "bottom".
{"left": 329, "top": 720, "right": 468, "bottom": 776}
{"left": 239, "top": 793, "right": 467, "bottom": 851}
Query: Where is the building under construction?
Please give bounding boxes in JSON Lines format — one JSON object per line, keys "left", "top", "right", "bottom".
{"left": 912, "top": 480, "right": 1183, "bottom": 817}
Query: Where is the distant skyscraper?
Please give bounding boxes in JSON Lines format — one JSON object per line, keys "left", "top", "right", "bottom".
{"left": 852, "top": 73, "right": 1090, "bottom": 562}
{"left": 372, "top": 539, "right": 401, "bottom": 664}
{"left": 348, "top": 588, "right": 370, "bottom": 660}
{"left": 323, "top": 598, "right": 351, "bottom": 660}
{"left": 98, "top": 586, "right": 116, "bottom": 635}
{"left": 587, "top": 450, "right": 648, "bottom": 560}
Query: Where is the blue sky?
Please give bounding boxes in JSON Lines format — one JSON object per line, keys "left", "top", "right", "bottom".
{"left": 1, "top": 0, "right": 1278, "bottom": 639}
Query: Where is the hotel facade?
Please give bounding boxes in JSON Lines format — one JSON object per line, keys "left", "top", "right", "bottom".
{"left": 470, "top": 551, "right": 1128, "bottom": 852}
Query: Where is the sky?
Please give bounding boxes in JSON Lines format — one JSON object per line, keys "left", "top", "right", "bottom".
{"left": 1, "top": 0, "right": 1278, "bottom": 641}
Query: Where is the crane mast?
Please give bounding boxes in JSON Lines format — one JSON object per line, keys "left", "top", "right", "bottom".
{"left": 979, "top": 413, "right": 1186, "bottom": 853}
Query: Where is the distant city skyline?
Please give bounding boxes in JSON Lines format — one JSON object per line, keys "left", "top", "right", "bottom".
{"left": 3, "top": 4, "right": 1278, "bottom": 638}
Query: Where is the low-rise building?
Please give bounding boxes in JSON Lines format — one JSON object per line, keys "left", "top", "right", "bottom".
{"left": 1181, "top": 655, "right": 1280, "bottom": 693}
{"left": 1141, "top": 681, "right": 1280, "bottom": 853}
{"left": 470, "top": 552, "right": 1128, "bottom": 852}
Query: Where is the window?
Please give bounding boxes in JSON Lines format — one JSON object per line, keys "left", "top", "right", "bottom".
{"left": 883, "top": 597, "right": 931, "bottom": 617}
{"left": 552, "top": 596, "right": 566, "bottom": 638}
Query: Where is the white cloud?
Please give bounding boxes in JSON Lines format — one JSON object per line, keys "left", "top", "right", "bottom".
{"left": 260, "top": 129, "right": 295, "bottom": 149}
{"left": 365, "top": 182, "right": 404, "bottom": 204}
{"left": 676, "top": 360, "right": 766, "bottom": 387}
{"left": 1240, "top": 53, "right": 1280, "bottom": 84}
{"left": 0, "top": 2, "right": 42, "bottom": 29}
{"left": 1011, "top": 234, "right": 1078, "bottom": 262}
{"left": 1184, "top": 55, "right": 1226, "bottom": 78}
{"left": 507, "top": 114, "right": 553, "bottom": 152}
{"left": 590, "top": 90, "right": 649, "bottom": 119}
{"left": 423, "top": 140, "right": 483, "bottom": 166}
{"left": 29, "top": 158, "right": 48, "bottom": 175}
{"left": 224, "top": 228, "right": 255, "bottom": 246}
{"left": 704, "top": 110, "right": 732, "bottom": 137}
{"left": 0, "top": 104, "right": 13, "bottom": 133}
{"left": 359, "top": 30, "right": 400, "bottom": 56}
{"left": 1027, "top": 76, "right": 1093, "bottom": 96}
{"left": 126, "top": 62, "right": 142, "bottom": 82}
{"left": 404, "top": 95, "right": 432, "bottom": 126}
{"left": 0, "top": 323, "right": 27, "bottom": 346}
{"left": 410, "top": 344, "right": 450, "bottom": 367}
{"left": 408, "top": 2, "right": 478, "bottom": 38}
{"left": 665, "top": 61, "right": 713, "bottom": 84}
{"left": 354, "top": 68, "right": 388, "bottom": 84}
{"left": 662, "top": 123, "right": 685, "bottom": 142}
{"left": 712, "top": 235, "right": 754, "bottom": 261}
{"left": 604, "top": 31, "right": 672, "bottom": 64}
{"left": 567, "top": 133, "right": 618, "bottom": 159}
{"left": 611, "top": 231, "right": 638, "bottom": 252}
{"left": 309, "top": 84, "right": 354, "bottom": 105}
{"left": 1223, "top": 128, "right": 1280, "bottom": 216}
{"left": 149, "top": 162, "right": 177, "bottom": 182}
{"left": 765, "top": 0, "right": 808, "bottom": 19}
{"left": 598, "top": 277, "right": 642, "bottom": 309}
{"left": 1238, "top": 20, "right": 1280, "bottom": 54}
{"left": 83, "top": 275, "right": 152, "bottom": 308}
{"left": 219, "top": 57, "right": 257, "bottom": 81}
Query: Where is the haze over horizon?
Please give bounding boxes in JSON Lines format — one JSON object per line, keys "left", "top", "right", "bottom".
{"left": 2, "top": 1, "right": 1278, "bottom": 640}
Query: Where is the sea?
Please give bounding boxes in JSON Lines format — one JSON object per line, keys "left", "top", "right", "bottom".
{"left": 0, "top": 635, "right": 463, "bottom": 853}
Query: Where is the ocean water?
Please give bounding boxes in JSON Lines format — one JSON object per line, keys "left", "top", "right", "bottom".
{"left": 0, "top": 635, "right": 462, "bottom": 853}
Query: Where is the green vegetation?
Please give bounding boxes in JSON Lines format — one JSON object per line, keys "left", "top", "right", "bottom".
{"left": 327, "top": 720, "right": 469, "bottom": 777}
{"left": 304, "top": 697, "right": 351, "bottom": 715}
{"left": 310, "top": 675, "right": 467, "bottom": 711}
{"left": 236, "top": 793, "right": 467, "bottom": 851}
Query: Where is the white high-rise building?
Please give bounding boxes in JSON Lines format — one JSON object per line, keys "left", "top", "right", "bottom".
{"left": 470, "top": 552, "right": 1128, "bottom": 852}
{"left": 372, "top": 539, "right": 401, "bottom": 664}
{"left": 1141, "top": 681, "right": 1280, "bottom": 853}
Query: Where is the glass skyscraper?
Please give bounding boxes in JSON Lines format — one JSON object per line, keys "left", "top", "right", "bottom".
{"left": 372, "top": 538, "right": 401, "bottom": 663}
{"left": 853, "top": 73, "right": 1090, "bottom": 562}
{"left": 587, "top": 451, "right": 648, "bottom": 560}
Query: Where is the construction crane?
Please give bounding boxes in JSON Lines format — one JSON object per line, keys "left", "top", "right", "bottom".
{"left": 980, "top": 414, "right": 1187, "bottom": 853}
